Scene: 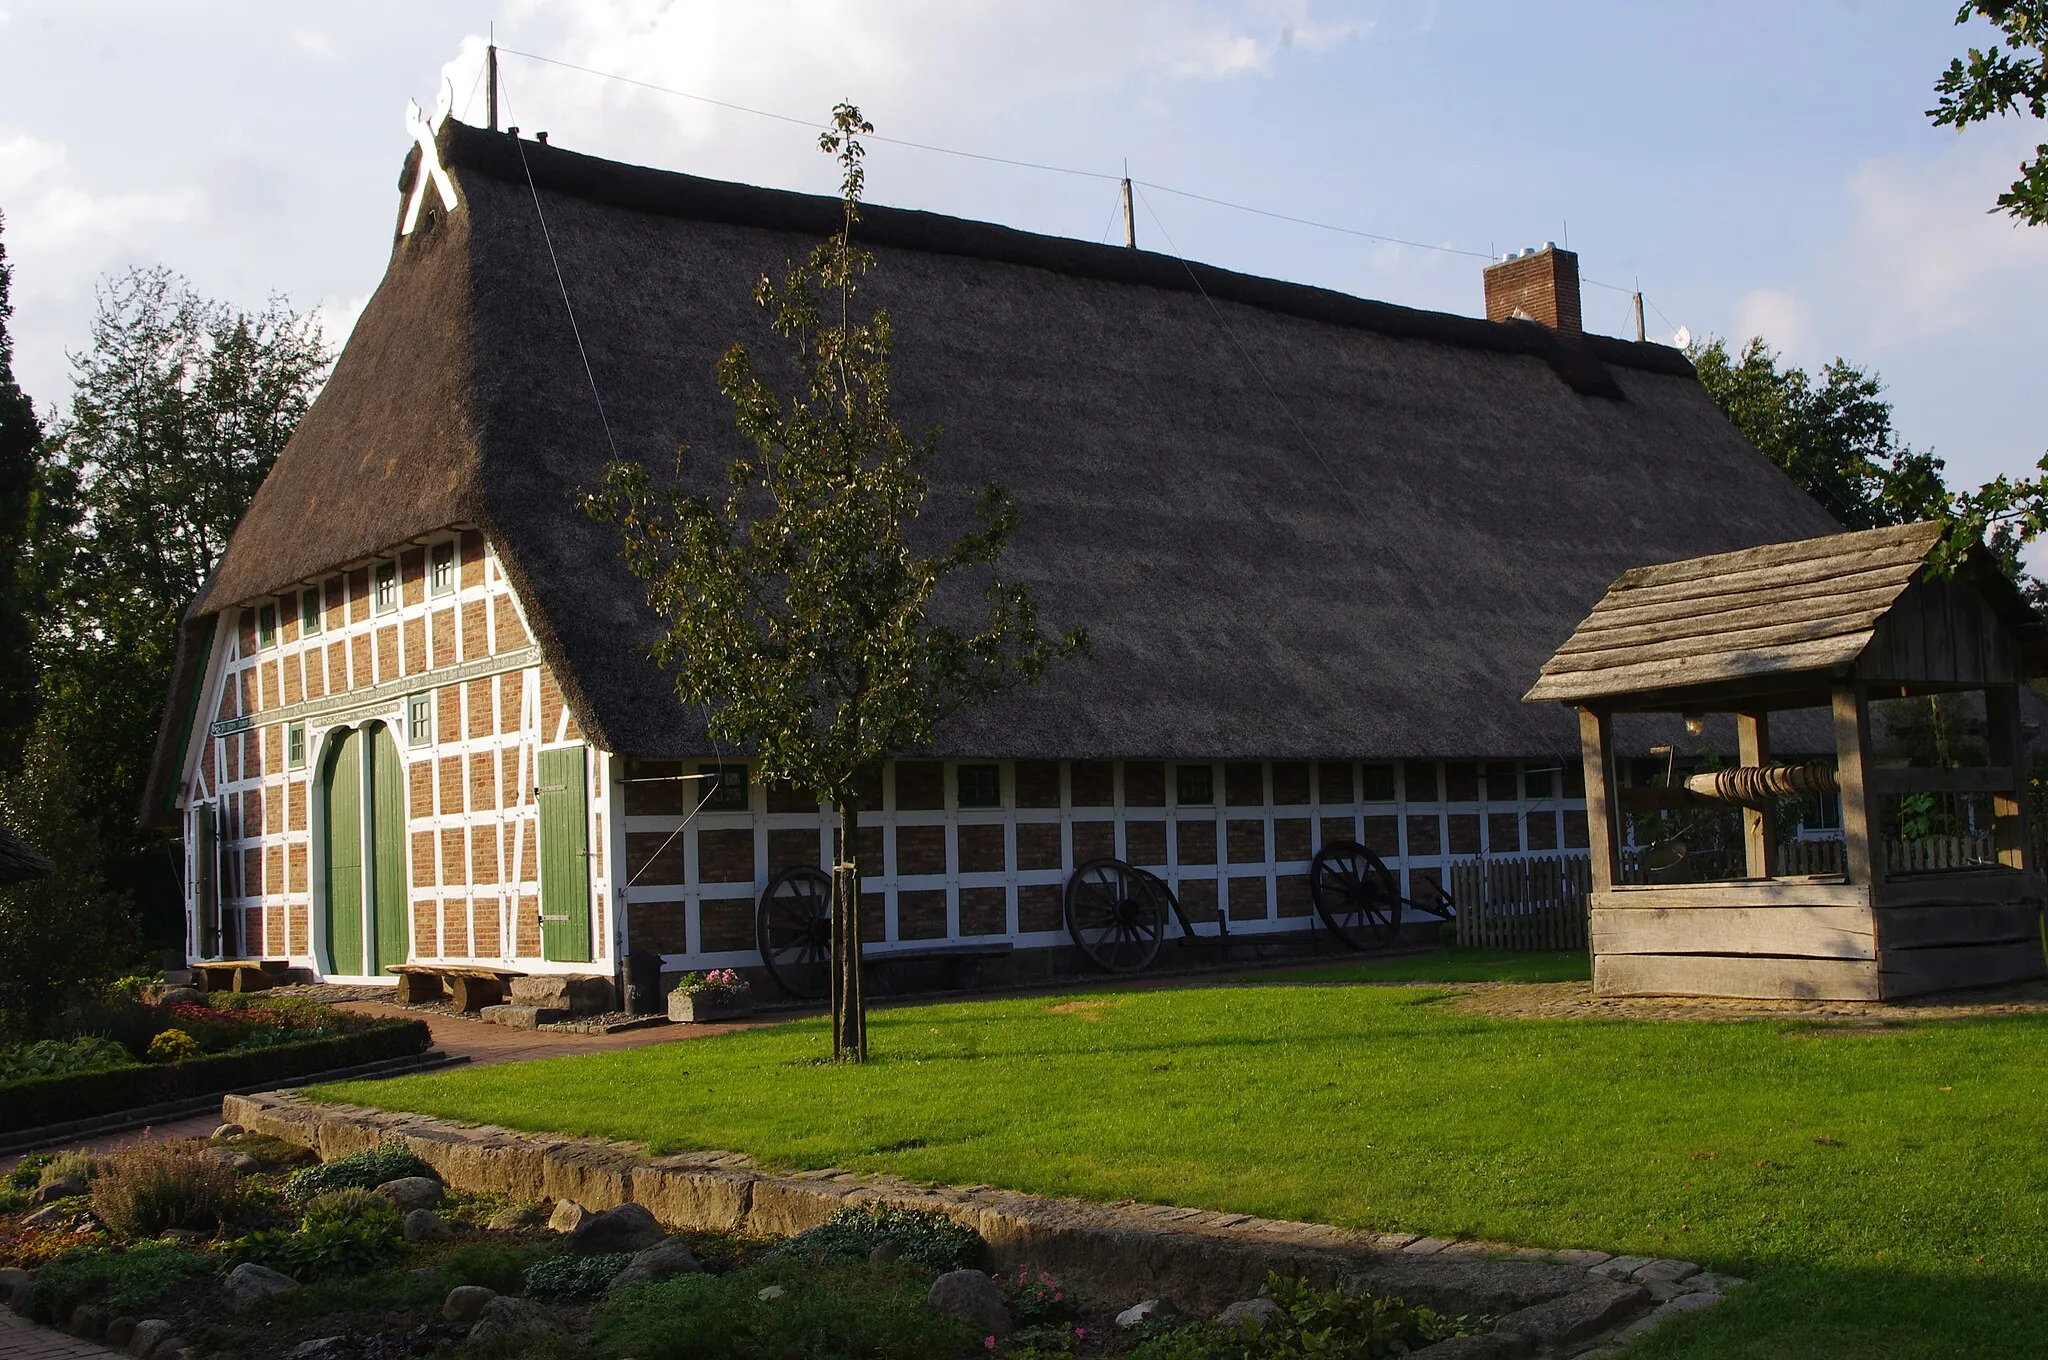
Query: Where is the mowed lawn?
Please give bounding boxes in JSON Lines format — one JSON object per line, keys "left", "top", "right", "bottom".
{"left": 321, "top": 957, "right": 2048, "bottom": 1359}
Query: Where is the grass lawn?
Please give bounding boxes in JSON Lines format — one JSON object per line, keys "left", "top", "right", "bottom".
{"left": 322, "top": 964, "right": 2048, "bottom": 1359}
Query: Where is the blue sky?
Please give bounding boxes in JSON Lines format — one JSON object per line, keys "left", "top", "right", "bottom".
{"left": 2, "top": 2, "right": 2044, "bottom": 530}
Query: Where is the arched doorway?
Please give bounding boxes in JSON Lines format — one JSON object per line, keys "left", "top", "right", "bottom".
{"left": 320, "top": 722, "right": 409, "bottom": 977}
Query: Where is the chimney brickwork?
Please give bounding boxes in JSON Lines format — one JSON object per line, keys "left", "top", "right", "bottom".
{"left": 1483, "top": 246, "right": 1582, "bottom": 335}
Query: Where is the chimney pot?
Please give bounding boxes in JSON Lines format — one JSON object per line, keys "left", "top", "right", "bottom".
{"left": 1483, "top": 244, "right": 1583, "bottom": 336}
{"left": 536, "top": 131, "right": 549, "bottom": 145}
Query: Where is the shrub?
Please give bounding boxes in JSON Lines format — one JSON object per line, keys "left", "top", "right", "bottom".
{"left": 438, "top": 1240, "right": 561, "bottom": 1295}
{"left": 1123, "top": 1273, "right": 1487, "bottom": 1360}
{"left": 300, "top": 1187, "right": 400, "bottom": 1232}
{"left": 0, "top": 1187, "right": 29, "bottom": 1214}
{"left": 283, "top": 1141, "right": 435, "bottom": 1208}
{"left": 1002, "top": 1266, "right": 1080, "bottom": 1328}
{"left": 228, "top": 1210, "right": 405, "bottom": 1283}
{"left": 523, "top": 1251, "right": 633, "bottom": 1301}
{"left": 8, "top": 1152, "right": 54, "bottom": 1189}
{"left": 89, "top": 1139, "right": 248, "bottom": 1237}
{"left": 772, "top": 1202, "right": 985, "bottom": 1273}
{"left": 0, "top": 1035, "right": 137, "bottom": 1081}
{"left": 26, "top": 1241, "right": 214, "bottom": 1322}
{"left": 592, "top": 1256, "right": 975, "bottom": 1360}
{"left": 145, "top": 1029, "right": 200, "bottom": 1063}
{"left": 37, "top": 1152, "right": 104, "bottom": 1189}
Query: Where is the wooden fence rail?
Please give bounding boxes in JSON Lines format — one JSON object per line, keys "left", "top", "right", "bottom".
{"left": 1776, "top": 835, "right": 1995, "bottom": 876}
{"left": 1450, "top": 854, "right": 1593, "bottom": 951}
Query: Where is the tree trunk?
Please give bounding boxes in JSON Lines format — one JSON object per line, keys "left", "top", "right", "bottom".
{"left": 830, "top": 797, "right": 867, "bottom": 1061}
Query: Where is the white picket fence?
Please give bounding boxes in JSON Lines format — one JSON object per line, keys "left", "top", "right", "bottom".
{"left": 1776, "top": 835, "right": 1996, "bottom": 876}
{"left": 1449, "top": 854, "right": 1592, "bottom": 951}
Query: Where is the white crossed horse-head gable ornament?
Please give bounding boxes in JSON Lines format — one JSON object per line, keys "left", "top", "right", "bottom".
{"left": 402, "top": 79, "right": 458, "bottom": 236}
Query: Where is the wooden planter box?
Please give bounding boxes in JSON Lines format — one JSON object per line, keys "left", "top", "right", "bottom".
{"left": 668, "top": 985, "right": 754, "bottom": 1023}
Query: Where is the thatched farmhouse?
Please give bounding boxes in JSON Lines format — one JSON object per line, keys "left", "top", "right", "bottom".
{"left": 144, "top": 114, "right": 1841, "bottom": 1004}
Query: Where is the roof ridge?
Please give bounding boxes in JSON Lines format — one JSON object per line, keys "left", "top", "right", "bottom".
{"left": 433, "top": 120, "right": 1691, "bottom": 397}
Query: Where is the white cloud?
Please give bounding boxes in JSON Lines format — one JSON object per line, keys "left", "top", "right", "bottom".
{"left": 312, "top": 292, "right": 369, "bottom": 352}
{"left": 1732, "top": 287, "right": 1810, "bottom": 356}
{"left": 0, "top": 130, "right": 201, "bottom": 252}
{"left": 292, "top": 29, "right": 339, "bottom": 60}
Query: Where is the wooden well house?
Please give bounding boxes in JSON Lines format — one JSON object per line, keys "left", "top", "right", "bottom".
{"left": 1526, "top": 521, "right": 2048, "bottom": 1000}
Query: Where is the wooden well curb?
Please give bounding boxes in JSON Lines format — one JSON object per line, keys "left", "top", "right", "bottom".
{"left": 218, "top": 1090, "right": 1733, "bottom": 1355}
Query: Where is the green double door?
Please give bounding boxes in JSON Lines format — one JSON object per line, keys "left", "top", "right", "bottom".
{"left": 322, "top": 722, "right": 409, "bottom": 977}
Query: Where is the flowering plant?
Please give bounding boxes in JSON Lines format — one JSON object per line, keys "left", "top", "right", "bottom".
{"left": 1003, "top": 1266, "right": 1080, "bottom": 1327}
{"left": 675, "top": 968, "right": 748, "bottom": 994}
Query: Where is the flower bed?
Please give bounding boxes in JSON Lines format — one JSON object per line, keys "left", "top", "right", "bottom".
{"left": 666, "top": 969, "right": 753, "bottom": 1023}
{"left": 0, "top": 1007, "right": 428, "bottom": 1133}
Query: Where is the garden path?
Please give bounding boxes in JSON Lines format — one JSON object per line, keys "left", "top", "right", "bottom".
{"left": 0, "top": 1308, "right": 123, "bottom": 1360}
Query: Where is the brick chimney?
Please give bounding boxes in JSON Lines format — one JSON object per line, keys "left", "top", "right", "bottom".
{"left": 1484, "top": 244, "right": 1582, "bottom": 335}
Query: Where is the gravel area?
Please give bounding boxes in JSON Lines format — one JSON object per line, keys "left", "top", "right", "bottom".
{"left": 264, "top": 984, "right": 665, "bottom": 1033}
{"left": 1445, "top": 977, "right": 2048, "bottom": 1023}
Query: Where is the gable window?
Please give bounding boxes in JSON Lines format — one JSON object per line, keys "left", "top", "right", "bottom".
{"left": 698, "top": 764, "right": 749, "bottom": 812}
{"left": 957, "top": 763, "right": 1002, "bottom": 808}
{"left": 407, "top": 693, "right": 433, "bottom": 747}
{"left": 300, "top": 587, "right": 322, "bottom": 635}
{"left": 1360, "top": 764, "right": 1397, "bottom": 801}
{"left": 1175, "top": 764, "right": 1214, "bottom": 806}
{"left": 374, "top": 561, "right": 399, "bottom": 613}
{"left": 256, "top": 603, "right": 278, "bottom": 649}
{"left": 429, "top": 542, "right": 456, "bottom": 595}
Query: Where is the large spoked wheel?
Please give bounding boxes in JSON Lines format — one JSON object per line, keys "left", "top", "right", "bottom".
{"left": 756, "top": 866, "right": 833, "bottom": 999}
{"left": 1138, "top": 868, "right": 1228, "bottom": 943}
{"left": 1310, "top": 841, "right": 1402, "bottom": 951}
{"left": 1065, "top": 858, "right": 1167, "bottom": 973}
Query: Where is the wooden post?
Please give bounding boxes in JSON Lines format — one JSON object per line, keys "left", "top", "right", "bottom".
{"left": 487, "top": 43, "right": 500, "bottom": 132}
{"left": 1984, "top": 683, "right": 2031, "bottom": 871}
{"left": 1578, "top": 707, "right": 1621, "bottom": 891}
{"left": 1737, "top": 710, "right": 1775, "bottom": 878}
{"left": 1121, "top": 174, "right": 1136, "bottom": 250}
{"left": 1632, "top": 292, "right": 1646, "bottom": 343}
{"left": 1832, "top": 684, "right": 1882, "bottom": 889}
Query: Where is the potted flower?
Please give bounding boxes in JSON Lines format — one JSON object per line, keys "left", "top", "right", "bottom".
{"left": 667, "top": 969, "right": 754, "bottom": 1023}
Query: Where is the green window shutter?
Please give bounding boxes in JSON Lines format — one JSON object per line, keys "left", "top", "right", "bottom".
{"left": 538, "top": 744, "right": 593, "bottom": 962}
{"left": 368, "top": 723, "right": 410, "bottom": 974}
{"left": 323, "top": 728, "right": 365, "bottom": 976}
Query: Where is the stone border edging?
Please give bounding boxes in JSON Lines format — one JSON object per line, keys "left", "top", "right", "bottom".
{"left": 223, "top": 1091, "right": 1741, "bottom": 1357}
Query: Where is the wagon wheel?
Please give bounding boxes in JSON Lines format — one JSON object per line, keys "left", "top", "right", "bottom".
{"left": 1065, "top": 858, "right": 1167, "bottom": 973}
{"left": 1310, "top": 841, "right": 1402, "bottom": 951}
{"left": 1138, "top": 868, "right": 1228, "bottom": 943}
{"left": 756, "top": 866, "right": 834, "bottom": 999}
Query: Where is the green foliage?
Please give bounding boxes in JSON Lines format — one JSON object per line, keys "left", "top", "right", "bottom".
{"left": 1000, "top": 1266, "right": 1080, "bottom": 1328}
{"left": 228, "top": 1189, "right": 405, "bottom": 1283}
{"left": 0, "top": 214, "right": 42, "bottom": 774}
{"left": 1930, "top": 2, "right": 2048, "bottom": 225}
{"left": 299, "top": 1186, "right": 400, "bottom": 1231}
{"left": 38, "top": 1152, "right": 105, "bottom": 1188}
{"left": 0, "top": 1035, "right": 138, "bottom": 1080}
{"left": 591, "top": 1255, "right": 975, "bottom": 1360}
{"left": 8, "top": 1152, "right": 53, "bottom": 1189}
{"left": 28, "top": 266, "right": 326, "bottom": 940}
{"left": 772, "top": 1202, "right": 985, "bottom": 1274}
{"left": 89, "top": 1139, "right": 248, "bottom": 1237}
{"left": 438, "top": 1240, "right": 562, "bottom": 1295}
{"left": 26, "top": 1241, "right": 214, "bottom": 1322}
{"left": 1126, "top": 1275, "right": 1482, "bottom": 1359}
{"left": 584, "top": 106, "right": 1082, "bottom": 1058}
{"left": 0, "top": 1186, "right": 28, "bottom": 1213}
{"left": 283, "top": 1141, "right": 435, "bottom": 1208}
{"left": 523, "top": 1251, "right": 634, "bottom": 1301}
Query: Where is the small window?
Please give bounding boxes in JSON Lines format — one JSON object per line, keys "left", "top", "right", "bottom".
{"left": 429, "top": 542, "right": 456, "bottom": 595}
{"left": 300, "top": 588, "right": 322, "bottom": 635}
{"left": 698, "top": 764, "right": 749, "bottom": 811}
{"left": 286, "top": 723, "right": 306, "bottom": 769}
{"left": 1175, "top": 764, "right": 1214, "bottom": 806}
{"left": 374, "top": 561, "right": 399, "bottom": 613}
{"left": 256, "top": 603, "right": 278, "bottom": 649}
{"left": 1523, "top": 767, "right": 1555, "bottom": 800}
{"left": 957, "top": 764, "right": 1002, "bottom": 808}
{"left": 1360, "top": 764, "right": 1397, "bottom": 801}
{"left": 407, "top": 694, "right": 432, "bottom": 747}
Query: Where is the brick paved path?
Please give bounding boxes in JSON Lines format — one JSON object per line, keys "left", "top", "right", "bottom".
{"left": 0, "top": 1309, "right": 124, "bottom": 1360}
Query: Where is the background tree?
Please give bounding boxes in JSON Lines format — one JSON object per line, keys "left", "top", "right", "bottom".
{"left": 0, "top": 213, "right": 44, "bottom": 776}
{"left": 33, "top": 268, "right": 327, "bottom": 943}
{"left": 1931, "top": 1, "right": 2048, "bottom": 224}
{"left": 588, "top": 105, "right": 1084, "bottom": 1060}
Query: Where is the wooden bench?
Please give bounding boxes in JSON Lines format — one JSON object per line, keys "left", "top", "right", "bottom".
{"left": 193, "top": 959, "right": 289, "bottom": 993}
{"left": 388, "top": 964, "right": 527, "bottom": 1012}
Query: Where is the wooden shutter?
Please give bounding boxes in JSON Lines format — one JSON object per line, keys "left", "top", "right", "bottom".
{"left": 538, "top": 744, "right": 593, "bottom": 962}
{"left": 368, "top": 723, "right": 411, "bottom": 973}
{"left": 323, "top": 728, "right": 365, "bottom": 976}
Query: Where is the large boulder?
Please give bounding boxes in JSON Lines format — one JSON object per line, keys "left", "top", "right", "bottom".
{"left": 0, "top": 1267, "right": 33, "bottom": 1313}
{"left": 223, "top": 1263, "right": 300, "bottom": 1313}
{"left": 125, "top": 1318, "right": 174, "bottom": 1357}
{"left": 374, "top": 1176, "right": 444, "bottom": 1211}
{"left": 509, "top": 973, "right": 616, "bottom": 1015}
{"left": 284, "top": 1338, "right": 348, "bottom": 1360}
{"left": 443, "top": 1285, "right": 498, "bottom": 1324}
{"left": 488, "top": 1204, "right": 546, "bottom": 1231}
{"left": 403, "top": 1210, "right": 456, "bottom": 1242}
{"left": 32, "top": 1177, "right": 86, "bottom": 1204}
{"left": 928, "top": 1270, "right": 1010, "bottom": 1336}
{"left": 1216, "top": 1297, "right": 1280, "bottom": 1332}
{"left": 569, "top": 1202, "right": 666, "bottom": 1255}
{"left": 608, "top": 1239, "right": 702, "bottom": 1291}
{"left": 547, "top": 1200, "right": 590, "bottom": 1233}
{"left": 466, "top": 1296, "right": 562, "bottom": 1348}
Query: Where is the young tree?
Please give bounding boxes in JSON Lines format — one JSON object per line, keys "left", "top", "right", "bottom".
{"left": 0, "top": 214, "right": 44, "bottom": 776}
{"left": 1930, "top": 1, "right": 2048, "bottom": 225}
{"left": 35, "top": 268, "right": 327, "bottom": 940}
{"left": 587, "top": 106, "right": 1084, "bottom": 1060}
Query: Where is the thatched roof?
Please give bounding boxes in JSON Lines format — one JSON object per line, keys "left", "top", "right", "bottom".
{"left": 1526, "top": 521, "right": 2046, "bottom": 707}
{"left": 148, "top": 119, "right": 1845, "bottom": 813}
{"left": 0, "top": 823, "right": 53, "bottom": 886}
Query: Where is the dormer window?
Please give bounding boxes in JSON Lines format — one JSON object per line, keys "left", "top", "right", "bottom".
{"left": 429, "top": 542, "right": 456, "bottom": 595}
{"left": 374, "top": 562, "right": 399, "bottom": 613}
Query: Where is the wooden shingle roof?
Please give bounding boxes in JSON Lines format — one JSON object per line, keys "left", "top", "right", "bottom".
{"left": 1525, "top": 522, "right": 2042, "bottom": 705}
